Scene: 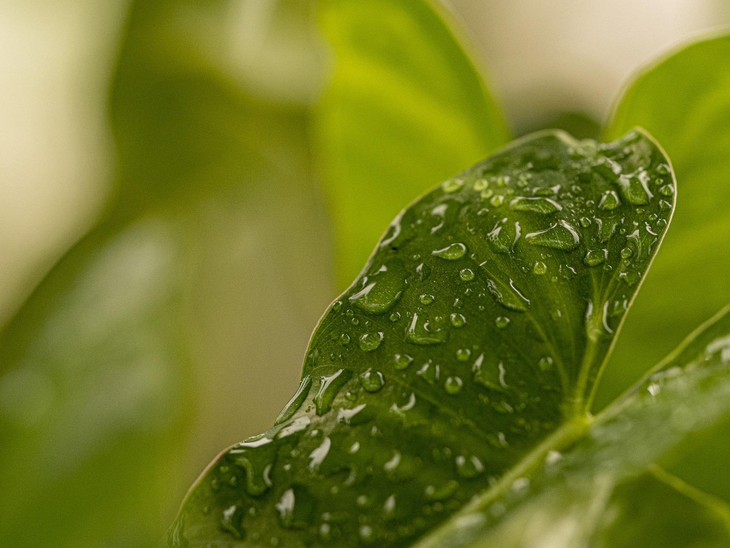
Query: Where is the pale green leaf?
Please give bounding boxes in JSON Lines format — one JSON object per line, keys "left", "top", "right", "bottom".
{"left": 315, "top": 0, "right": 511, "bottom": 287}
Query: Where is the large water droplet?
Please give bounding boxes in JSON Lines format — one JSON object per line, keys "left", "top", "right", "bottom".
{"left": 360, "top": 369, "right": 385, "bottom": 392}
{"left": 615, "top": 172, "right": 653, "bottom": 205}
{"left": 509, "top": 196, "right": 562, "bottom": 214}
{"left": 406, "top": 313, "right": 448, "bottom": 345}
{"left": 483, "top": 270, "right": 530, "bottom": 312}
{"left": 275, "top": 375, "right": 312, "bottom": 425}
{"left": 598, "top": 190, "right": 621, "bottom": 211}
{"left": 349, "top": 260, "right": 408, "bottom": 314}
{"left": 433, "top": 243, "right": 467, "bottom": 260}
{"left": 359, "top": 332, "right": 384, "bottom": 352}
{"left": 524, "top": 220, "right": 581, "bottom": 250}
{"left": 313, "top": 369, "right": 352, "bottom": 415}
{"left": 488, "top": 218, "right": 521, "bottom": 254}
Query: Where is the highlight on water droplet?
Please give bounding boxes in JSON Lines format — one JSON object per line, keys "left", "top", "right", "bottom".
{"left": 359, "top": 332, "right": 384, "bottom": 352}
{"left": 524, "top": 220, "right": 581, "bottom": 251}
{"left": 433, "top": 243, "right": 467, "bottom": 260}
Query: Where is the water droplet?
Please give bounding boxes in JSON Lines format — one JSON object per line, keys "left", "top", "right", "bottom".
{"left": 433, "top": 243, "right": 467, "bottom": 260}
{"left": 359, "top": 525, "right": 375, "bottom": 544}
{"left": 338, "top": 403, "right": 368, "bottom": 425}
{"left": 349, "top": 260, "right": 407, "bottom": 314}
{"left": 450, "top": 312, "right": 466, "bottom": 328}
{"left": 490, "top": 195, "right": 505, "bottom": 208}
{"left": 473, "top": 355, "right": 508, "bottom": 391}
{"left": 416, "top": 262, "right": 431, "bottom": 281}
{"left": 275, "top": 375, "right": 312, "bottom": 425}
{"left": 509, "top": 196, "right": 562, "bottom": 214}
{"left": 538, "top": 356, "right": 554, "bottom": 371}
{"left": 615, "top": 172, "right": 653, "bottom": 205}
{"left": 309, "top": 437, "right": 331, "bottom": 471}
{"left": 525, "top": 220, "right": 581, "bottom": 250}
{"left": 359, "top": 332, "right": 384, "bottom": 352}
{"left": 442, "top": 178, "right": 464, "bottom": 193}
{"left": 459, "top": 268, "right": 475, "bottom": 281}
{"left": 394, "top": 353, "right": 413, "bottom": 370}
{"left": 444, "top": 376, "right": 463, "bottom": 394}
{"left": 360, "top": 369, "right": 385, "bottom": 392}
{"left": 484, "top": 273, "right": 530, "bottom": 312}
{"left": 276, "top": 486, "right": 314, "bottom": 529}
{"left": 419, "top": 294, "right": 435, "bottom": 305}
{"left": 455, "top": 455, "right": 485, "bottom": 478}
{"left": 532, "top": 261, "right": 547, "bottom": 275}
{"left": 417, "top": 360, "right": 440, "bottom": 385}
{"left": 659, "top": 184, "right": 674, "bottom": 197}
{"left": 598, "top": 190, "right": 621, "bottom": 210}
{"left": 406, "top": 313, "right": 448, "bottom": 345}
{"left": 425, "top": 480, "right": 459, "bottom": 501}
{"left": 620, "top": 246, "right": 633, "bottom": 259}
{"left": 495, "top": 316, "right": 510, "bottom": 329}
{"left": 313, "top": 369, "right": 352, "bottom": 415}
{"left": 584, "top": 249, "right": 607, "bottom": 267}
{"left": 220, "top": 505, "right": 246, "bottom": 539}
{"left": 339, "top": 333, "right": 351, "bottom": 346}
{"left": 488, "top": 218, "right": 521, "bottom": 254}
{"left": 456, "top": 348, "right": 472, "bottom": 361}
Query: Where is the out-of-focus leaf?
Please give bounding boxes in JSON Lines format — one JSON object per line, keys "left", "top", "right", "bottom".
{"left": 0, "top": 1, "right": 332, "bottom": 546}
{"left": 170, "top": 130, "right": 676, "bottom": 547}
{"left": 315, "top": 0, "right": 511, "bottom": 287}
{"left": 599, "top": 33, "right": 730, "bottom": 408}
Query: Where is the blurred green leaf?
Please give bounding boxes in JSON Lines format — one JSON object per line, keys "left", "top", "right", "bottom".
{"left": 599, "top": 32, "right": 730, "bottom": 408}
{"left": 315, "top": 0, "right": 511, "bottom": 287}
{"left": 170, "top": 130, "right": 677, "bottom": 547}
{"left": 0, "top": 1, "right": 332, "bottom": 546}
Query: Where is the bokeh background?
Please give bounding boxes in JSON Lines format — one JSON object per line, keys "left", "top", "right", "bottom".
{"left": 1, "top": 0, "right": 729, "bottom": 546}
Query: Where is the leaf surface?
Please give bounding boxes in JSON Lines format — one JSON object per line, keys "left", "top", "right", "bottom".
{"left": 171, "top": 129, "right": 677, "bottom": 547}
{"left": 315, "top": 0, "right": 511, "bottom": 287}
{"left": 416, "top": 305, "right": 730, "bottom": 548}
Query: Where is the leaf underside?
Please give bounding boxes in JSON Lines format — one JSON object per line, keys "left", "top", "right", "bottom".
{"left": 171, "top": 129, "right": 683, "bottom": 547}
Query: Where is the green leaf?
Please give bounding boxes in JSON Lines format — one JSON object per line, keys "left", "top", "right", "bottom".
{"left": 599, "top": 32, "right": 730, "bottom": 408}
{"left": 315, "top": 0, "right": 511, "bottom": 288}
{"left": 416, "top": 304, "right": 730, "bottom": 548}
{"left": 170, "top": 129, "right": 676, "bottom": 547}
{"left": 0, "top": 1, "right": 331, "bottom": 546}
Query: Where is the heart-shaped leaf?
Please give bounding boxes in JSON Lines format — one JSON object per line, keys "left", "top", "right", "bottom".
{"left": 170, "top": 129, "right": 676, "bottom": 546}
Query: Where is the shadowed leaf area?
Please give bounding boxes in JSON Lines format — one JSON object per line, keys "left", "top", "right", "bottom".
{"left": 170, "top": 129, "right": 688, "bottom": 547}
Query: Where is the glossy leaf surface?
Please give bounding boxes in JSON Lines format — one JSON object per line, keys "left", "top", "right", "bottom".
{"left": 171, "top": 129, "right": 676, "bottom": 547}
{"left": 316, "top": 0, "right": 511, "bottom": 287}
{"left": 600, "top": 32, "right": 730, "bottom": 407}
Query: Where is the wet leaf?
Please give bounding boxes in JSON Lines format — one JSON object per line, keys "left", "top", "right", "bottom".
{"left": 600, "top": 32, "right": 730, "bottom": 407}
{"left": 315, "top": 0, "right": 511, "bottom": 288}
{"left": 171, "top": 129, "right": 680, "bottom": 547}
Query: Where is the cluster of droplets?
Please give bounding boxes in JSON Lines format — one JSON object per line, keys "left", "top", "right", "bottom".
{"left": 188, "top": 131, "right": 675, "bottom": 548}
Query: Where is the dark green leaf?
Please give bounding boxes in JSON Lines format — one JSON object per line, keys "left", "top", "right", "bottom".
{"left": 315, "top": 0, "right": 511, "bottom": 288}
{"left": 170, "top": 129, "right": 676, "bottom": 547}
{"left": 599, "top": 32, "right": 730, "bottom": 407}
{"left": 416, "top": 304, "right": 730, "bottom": 548}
